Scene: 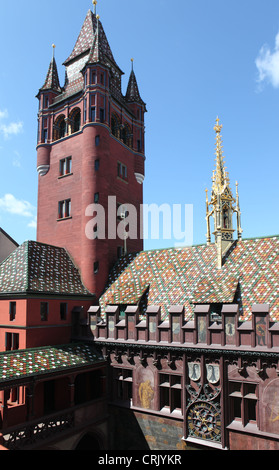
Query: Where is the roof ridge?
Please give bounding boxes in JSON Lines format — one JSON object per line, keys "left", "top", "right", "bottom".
{"left": 25, "top": 240, "right": 31, "bottom": 292}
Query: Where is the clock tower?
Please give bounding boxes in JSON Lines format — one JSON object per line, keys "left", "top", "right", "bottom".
{"left": 36, "top": 5, "right": 146, "bottom": 298}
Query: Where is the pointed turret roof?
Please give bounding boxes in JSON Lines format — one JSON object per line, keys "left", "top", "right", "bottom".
{"left": 85, "top": 16, "right": 106, "bottom": 66}
{"left": 40, "top": 56, "right": 61, "bottom": 94}
{"left": 63, "top": 9, "right": 120, "bottom": 71}
{"left": 125, "top": 64, "right": 146, "bottom": 108}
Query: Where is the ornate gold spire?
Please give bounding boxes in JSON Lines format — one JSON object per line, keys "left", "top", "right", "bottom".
{"left": 206, "top": 118, "right": 242, "bottom": 268}
{"left": 212, "top": 117, "right": 231, "bottom": 198}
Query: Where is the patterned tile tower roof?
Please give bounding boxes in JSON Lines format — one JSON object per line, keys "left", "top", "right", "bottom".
{"left": 99, "top": 236, "right": 279, "bottom": 322}
{"left": 125, "top": 62, "right": 146, "bottom": 108}
{"left": 63, "top": 9, "right": 118, "bottom": 68}
{"left": 39, "top": 54, "right": 61, "bottom": 94}
{"left": 0, "top": 241, "right": 92, "bottom": 297}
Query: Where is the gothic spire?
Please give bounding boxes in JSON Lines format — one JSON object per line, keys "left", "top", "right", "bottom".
{"left": 125, "top": 59, "right": 146, "bottom": 108}
{"left": 212, "top": 117, "right": 232, "bottom": 198}
{"left": 40, "top": 45, "right": 61, "bottom": 93}
{"left": 205, "top": 118, "right": 242, "bottom": 268}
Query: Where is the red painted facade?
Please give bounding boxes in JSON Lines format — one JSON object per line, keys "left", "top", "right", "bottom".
{"left": 0, "top": 298, "right": 94, "bottom": 351}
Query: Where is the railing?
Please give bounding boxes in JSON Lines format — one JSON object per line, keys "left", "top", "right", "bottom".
{"left": 1, "top": 410, "right": 74, "bottom": 450}
{"left": 0, "top": 398, "right": 107, "bottom": 450}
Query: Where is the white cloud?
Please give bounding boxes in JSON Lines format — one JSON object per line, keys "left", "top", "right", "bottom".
{"left": 256, "top": 32, "right": 279, "bottom": 89}
{"left": 0, "top": 109, "right": 23, "bottom": 139}
{"left": 0, "top": 109, "right": 8, "bottom": 120}
{"left": 0, "top": 121, "right": 23, "bottom": 139}
{"left": 28, "top": 216, "right": 37, "bottom": 229}
{"left": 0, "top": 193, "right": 35, "bottom": 218}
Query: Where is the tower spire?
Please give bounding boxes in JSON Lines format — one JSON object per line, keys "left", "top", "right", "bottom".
{"left": 92, "top": 0, "right": 97, "bottom": 16}
{"left": 206, "top": 118, "right": 242, "bottom": 268}
{"left": 38, "top": 44, "right": 61, "bottom": 94}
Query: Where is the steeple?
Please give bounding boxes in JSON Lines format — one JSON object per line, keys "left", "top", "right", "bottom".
{"left": 125, "top": 59, "right": 146, "bottom": 109}
{"left": 63, "top": 8, "right": 119, "bottom": 70}
{"left": 206, "top": 118, "right": 242, "bottom": 268}
{"left": 39, "top": 45, "right": 61, "bottom": 94}
{"left": 85, "top": 14, "right": 106, "bottom": 66}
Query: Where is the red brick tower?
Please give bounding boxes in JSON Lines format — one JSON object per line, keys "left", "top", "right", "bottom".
{"left": 36, "top": 8, "right": 146, "bottom": 298}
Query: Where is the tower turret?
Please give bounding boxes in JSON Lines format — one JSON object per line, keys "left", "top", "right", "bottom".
{"left": 36, "top": 5, "right": 146, "bottom": 298}
{"left": 36, "top": 45, "right": 62, "bottom": 176}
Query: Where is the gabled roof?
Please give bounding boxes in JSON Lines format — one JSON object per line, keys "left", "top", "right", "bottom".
{"left": 0, "top": 241, "right": 93, "bottom": 297}
{"left": 99, "top": 236, "right": 279, "bottom": 321}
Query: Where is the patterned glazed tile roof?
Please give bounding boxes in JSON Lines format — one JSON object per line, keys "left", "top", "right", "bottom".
{"left": 0, "top": 241, "right": 92, "bottom": 297}
{"left": 192, "top": 273, "right": 239, "bottom": 303}
{"left": 125, "top": 69, "right": 146, "bottom": 107}
{"left": 63, "top": 10, "right": 117, "bottom": 68}
{"left": 40, "top": 57, "right": 61, "bottom": 93}
{"left": 99, "top": 236, "right": 279, "bottom": 321}
{"left": 0, "top": 343, "right": 104, "bottom": 383}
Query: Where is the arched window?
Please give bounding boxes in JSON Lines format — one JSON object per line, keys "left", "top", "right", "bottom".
{"left": 59, "top": 119, "right": 66, "bottom": 139}
{"left": 111, "top": 114, "right": 120, "bottom": 139}
{"left": 121, "top": 123, "right": 133, "bottom": 148}
{"left": 53, "top": 115, "right": 66, "bottom": 141}
{"left": 69, "top": 108, "right": 81, "bottom": 134}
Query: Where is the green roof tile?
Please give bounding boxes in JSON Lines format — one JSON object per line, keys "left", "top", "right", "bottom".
{"left": 0, "top": 343, "right": 104, "bottom": 383}
{"left": 0, "top": 241, "right": 92, "bottom": 297}
{"left": 100, "top": 236, "right": 279, "bottom": 322}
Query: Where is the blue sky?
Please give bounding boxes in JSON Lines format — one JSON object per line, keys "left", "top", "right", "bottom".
{"left": 0, "top": 0, "right": 279, "bottom": 251}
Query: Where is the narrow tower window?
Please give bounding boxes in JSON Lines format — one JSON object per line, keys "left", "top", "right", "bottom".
{"left": 58, "top": 199, "right": 71, "bottom": 219}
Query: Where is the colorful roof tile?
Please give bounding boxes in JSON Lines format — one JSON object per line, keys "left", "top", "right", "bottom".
{"left": 192, "top": 273, "right": 239, "bottom": 304}
{"left": 99, "top": 236, "right": 279, "bottom": 321}
{"left": 0, "top": 343, "right": 104, "bottom": 383}
{"left": 63, "top": 10, "right": 117, "bottom": 67}
{"left": 125, "top": 69, "right": 146, "bottom": 107}
{"left": 40, "top": 57, "right": 61, "bottom": 94}
{"left": 0, "top": 241, "right": 92, "bottom": 297}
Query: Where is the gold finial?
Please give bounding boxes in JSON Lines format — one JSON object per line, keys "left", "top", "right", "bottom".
{"left": 93, "top": 0, "right": 97, "bottom": 15}
{"left": 131, "top": 58, "right": 134, "bottom": 70}
{"left": 52, "top": 44, "right": 56, "bottom": 58}
{"left": 96, "top": 14, "right": 100, "bottom": 20}
{"left": 214, "top": 116, "right": 223, "bottom": 134}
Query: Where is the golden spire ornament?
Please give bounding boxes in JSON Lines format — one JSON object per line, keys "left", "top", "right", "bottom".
{"left": 205, "top": 118, "right": 242, "bottom": 267}
{"left": 93, "top": 0, "right": 97, "bottom": 15}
